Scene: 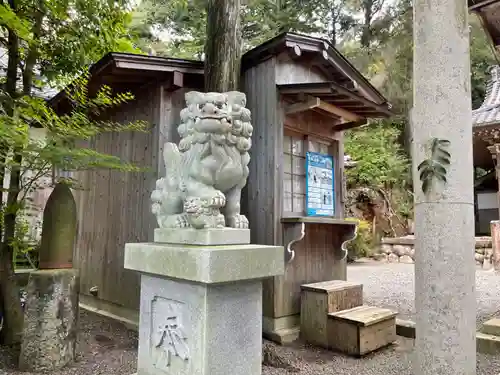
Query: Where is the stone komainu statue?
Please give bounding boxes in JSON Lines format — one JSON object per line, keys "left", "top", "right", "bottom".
{"left": 151, "top": 91, "right": 253, "bottom": 229}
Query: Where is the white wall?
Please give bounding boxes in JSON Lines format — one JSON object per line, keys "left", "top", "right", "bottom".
{"left": 477, "top": 191, "right": 498, "bottom": 210}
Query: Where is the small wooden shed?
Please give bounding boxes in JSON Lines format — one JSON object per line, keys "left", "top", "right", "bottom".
{"left": 50, "top": 32, "right": 392, "bottom": 336}
{"left": 241, "top": 33, "right": 391, "bottom": 342}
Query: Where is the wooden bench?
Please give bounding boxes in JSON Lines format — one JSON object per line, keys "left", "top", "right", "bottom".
{"left": 300, "top": 280, "right": 363, "bottom": 347}
{"left": 328, "top": 305, "right": 397, "bottom": 356}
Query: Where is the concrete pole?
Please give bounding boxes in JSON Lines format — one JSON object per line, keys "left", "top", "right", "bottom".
{"left": 413, "top": 1, "right": 476, "bottom": 375}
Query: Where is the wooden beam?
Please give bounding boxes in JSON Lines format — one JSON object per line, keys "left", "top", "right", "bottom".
{"left": 316, "top": 99, "right": 362, "bottom": 122}
{"left": 115, "top": 60, "right": 203, "bottom": 74}
{"left": 285, "top": 96, "right": 320, "bottom": 115}
{"left": 332, "top": 120, "right": 367, "bottom": 132}
{"left": 329, "top": 82, "right": 393, "bottom": 116}
{"left": 469, "top": 0, "right": 499, "bottom": 11}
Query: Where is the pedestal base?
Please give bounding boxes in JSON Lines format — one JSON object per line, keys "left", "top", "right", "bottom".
{"left": 262, "top": 315, "right": 300, "bottom": 345}
{"left": 154, "top": 228, "right": 250, "bottom": 245}
{"left": 125, "top": 241, "right": 284, "bottom": 375}
{"left": 138, "top": 275, "right": 262, "bottom": 375}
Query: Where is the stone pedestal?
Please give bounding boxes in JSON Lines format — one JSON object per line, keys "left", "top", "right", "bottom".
{"left": 19, "top": 269, "right": 79, "bottom": 372}
{"left": 125, "top": 241, "right": 284, "bottom": 375}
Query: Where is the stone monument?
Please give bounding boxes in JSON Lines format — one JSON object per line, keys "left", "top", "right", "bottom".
{"left": 19, "top": 183, "right": 79, "bottom": 372}
{"left": 125, "top": 91, "right": 284, "bottom": 375}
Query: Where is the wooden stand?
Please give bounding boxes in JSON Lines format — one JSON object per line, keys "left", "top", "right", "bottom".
{"left": 300, "top": 280, "right": 363, "bottom": 347}
{"left": 328, "top": 305, "right": 397, "bottom": 356}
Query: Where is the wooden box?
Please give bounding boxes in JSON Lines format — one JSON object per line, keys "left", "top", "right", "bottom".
{"left": 300, "top": 280, "right": 363, "bottom": 347}
{"left": 328, "top": 305, "right": 397, "bottom": 356}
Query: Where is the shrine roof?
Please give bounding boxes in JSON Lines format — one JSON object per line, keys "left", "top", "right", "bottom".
{"left": 50, "top": 32, "right": 391, "bottom": 121}
{"left": 243, "top": 32, "right": 390, "bottom": 107}
{"left": 473, "top": 66, "right": 500, "bottom": 127}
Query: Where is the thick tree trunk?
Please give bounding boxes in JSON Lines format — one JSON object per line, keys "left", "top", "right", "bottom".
{"left": 204, "top": 0, "right": 242, "bottom": 92}
{"left": 0, "top": 0, "right": 43, "bottom": 346}
{"left": 0, "top": 0, "right": 24, "bottom": 346}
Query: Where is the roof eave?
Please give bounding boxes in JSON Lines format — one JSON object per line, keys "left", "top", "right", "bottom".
{"left": 242, "top": 32, "right": 391, "bottom": 108}
{"left": 49, "top": 52, "right": 204, "bottom": 107}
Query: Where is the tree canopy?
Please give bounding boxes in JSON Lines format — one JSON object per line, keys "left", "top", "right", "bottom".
{"left": 0, "top": 0, "right": 146, "bottom": 345}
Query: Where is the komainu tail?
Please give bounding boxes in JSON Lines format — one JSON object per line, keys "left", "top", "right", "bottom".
{"left": 163, "top": 143, "right": 182, "bottom": 188}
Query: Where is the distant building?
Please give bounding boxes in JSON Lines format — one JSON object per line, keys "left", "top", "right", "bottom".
{"left": 472, "top": 66, "right": 500, "bottom": 234}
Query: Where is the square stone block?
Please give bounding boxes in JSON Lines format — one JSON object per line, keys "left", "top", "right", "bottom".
{"left": 300, "top": 280, "right": 363, "bottom": 348}
{"left": 125, "top": 243, "right": 284, "bottom": 284}
{"left": 137, "top": 274, "right": 262, "bottom": 375}
{"left": 154, "top": 228, "right": 250, "bottom": 246}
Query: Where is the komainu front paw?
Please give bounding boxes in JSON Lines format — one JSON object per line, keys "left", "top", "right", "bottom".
{"left": 164, "top": 214, "right": 190, "bottom": 228}
{"left": 226, "top": 214, "right": 249, "bottom": 229}
{"left": 209, "top": 191, "right": 226, "bottom": 209}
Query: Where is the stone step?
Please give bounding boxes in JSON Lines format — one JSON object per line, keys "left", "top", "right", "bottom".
{"left": 328, "top": 305, "right": 397, "bottom": 357}
{"left": 477, "top": 332, "right": 500, "bottom": 354}
{"left": 481, "top": 318, "right": 500, "bottom": 336}
{"left": 300, "top": 280, "right": 363, "bottom": 348}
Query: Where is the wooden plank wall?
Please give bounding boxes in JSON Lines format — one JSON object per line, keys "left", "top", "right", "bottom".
{"left": 74, "top": 85, "right": 164, "bottom": 310}
{"left": 242, "top": 57, "right": 283, "bottom": 246}
{"left": 242, "top": 57, "right": 284, "bottom": 319}
{"left": 278, "top": 226, "right": 345, "bottom": 316}
{"left": 275, "top": 53, "right": 327, "bottom": 85}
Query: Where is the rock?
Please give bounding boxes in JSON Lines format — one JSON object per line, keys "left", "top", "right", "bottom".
{"left": 19, "top": 269, "right": 79, "bottom": 372}
{"left": 382, "top": 236, "right": 415, "bottom": 245}
{"left": 373, "top": 253, "right": 388, "bottom": 261}
{"left": 475, "top": 253, "right": 485, "bottom": 264}
{"left": 400, "top": 255, "right": 414, "bottom": 264}
{"left": 410, "top": 248, "right": 416, "bottom": 258}
{"left": 263, "top": 342, "right": 299, "bottom": 372}
{"left": 476, "top": 248, "right": 486, "bottom": 255}
{"left": 402, "top": 245, "right": 412, "bottom": 256}
{"left": 392, "top": 245, "right": 406, "bottom": 257}
{"left": 475, "top": 237, "right": 492, "bottom": 248}
{"left": 388, "top": 253, "right": 399, "bottom": 263}
{"left": 381, "top": 244, "right": 392, "bottom": 255}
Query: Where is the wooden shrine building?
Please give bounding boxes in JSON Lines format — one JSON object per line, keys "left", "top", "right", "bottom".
{"left": 50, "top": 32, "right": 392, "bottom": 341}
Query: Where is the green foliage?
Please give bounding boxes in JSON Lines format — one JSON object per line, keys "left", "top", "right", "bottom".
{"left": 0, "top": 76, "right": 149, "bottom": 189}
{"left": 1, "top": 0, "right": 141, "bottom": 88}
{"left": 345, "top": 218, "right": 374, "bottom": 260}
{"left": 130, "top": 0, "right": 326, "bottom": 58}
{"left": 0, "top": 205, "right": 37, "bottom": 270}
{"left": 417, "top": 138, "right": 451, "bottom": 195}
{"left": 344, "top": 120, "right": 409, "bottom": 190}
{"left": 470, "top": 14, "right": 498, "bottom": 109}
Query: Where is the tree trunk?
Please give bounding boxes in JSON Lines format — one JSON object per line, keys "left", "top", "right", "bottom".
{"left": 204, "top": 0, "right": 242, "bottom": 92}
{"left": 360, "top": 0, "right": 373, "bottom": 48}
{"left": 0, "top": 0, "right": 24, "bottom": 346}
{"left": 412, "top": 0, "right": 475, "bottom": 374}
{"left": 0, "top": 0, "right": 44, "bottom": 346}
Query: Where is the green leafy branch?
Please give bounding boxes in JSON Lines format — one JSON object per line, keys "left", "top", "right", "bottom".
{"left": 417, "top": 138, "right": 451, "bottom": 195}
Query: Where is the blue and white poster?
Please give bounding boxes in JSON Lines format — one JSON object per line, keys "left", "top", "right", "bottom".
{"left": 306, "top": 152, "right": 335, "bottom": 217}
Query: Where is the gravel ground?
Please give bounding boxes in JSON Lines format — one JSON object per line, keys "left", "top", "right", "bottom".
{"left": 2, "top": 261, "right": 499, "bottom": 375}
{"left": 0, "top": 310, "right": 138, "bottom": 375}
{"left": 262, "top": 337, "right": 500, "bottom": 375}
{"left": 347, "top": 261, "right": 500, "bottom": 327}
